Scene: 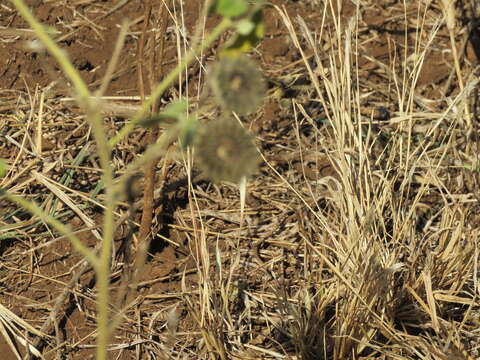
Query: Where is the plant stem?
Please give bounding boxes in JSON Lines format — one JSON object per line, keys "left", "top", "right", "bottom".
{"left": 113, "top": 124, "right": 180, "bottom": 200}
{"left": 88, "top": 112, "right": 115, "bottom": 360}
{"left": 10, "top": 2, "right": 116, "bottom": 357}
{"left": 107, "top": 124, "right": 180, "bottom": 333}
{"left": 109, "top": 17, "right": 232, "bottom": 147}
{"left": 1, "top": 192, "right": 99, "bottom": 268}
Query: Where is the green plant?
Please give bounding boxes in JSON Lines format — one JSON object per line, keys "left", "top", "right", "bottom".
{"left": 1, "top": 0, "right": 266, "bottom": 359}
{"left": 0, "top": 159, "right": 6, "bottom": 178}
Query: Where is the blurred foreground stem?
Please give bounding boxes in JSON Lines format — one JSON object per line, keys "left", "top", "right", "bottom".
{"left": 109, "top": 16, "right": 232, "bottom": 147}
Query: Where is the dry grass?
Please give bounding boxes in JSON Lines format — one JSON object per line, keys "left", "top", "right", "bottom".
{"left": 1, "top": 0, "right": 480, "bottom": 359}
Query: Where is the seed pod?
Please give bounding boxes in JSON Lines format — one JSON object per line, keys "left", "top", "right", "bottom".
{"left": 207, "top": 55, "right": 266, "bottom": 115}
{"left": 195, "top": 118, "right": 260, "bottom": 183}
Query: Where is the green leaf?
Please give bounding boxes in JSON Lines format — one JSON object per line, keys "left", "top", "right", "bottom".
{"left": 45, "top": 25, "right": 60, "bottom": 36}
{"left": 235, "top": 19, "right": 255, "bottom": 35}
{"left": 160, "top": 100, "right": 188, "bottom": 119}
{"left": 221, "top": 8, "right": 264, "bottom": 56}
{"left": 213, "top": 0, "right": 249, "bottom": 18}
{"left": 178, "top": 116, "right": 198, "bottom": 149}
{"left": 138, "top": 100, "right": 188, "bottom": 128}
{"left": 0, "top": 159, "right": 6, "bottom": 178}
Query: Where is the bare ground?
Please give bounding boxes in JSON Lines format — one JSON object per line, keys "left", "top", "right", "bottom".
{"left": 1, "top": 0, "right": 480, "bottom": 359}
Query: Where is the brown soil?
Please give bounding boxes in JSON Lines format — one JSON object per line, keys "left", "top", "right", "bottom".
{"left": 1, "top": 0, "right": 479, "bottom": 359}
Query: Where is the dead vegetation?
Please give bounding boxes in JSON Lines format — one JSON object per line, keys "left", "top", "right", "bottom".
{"left": 1, "top": 0, "right": 480, "bottom": 359}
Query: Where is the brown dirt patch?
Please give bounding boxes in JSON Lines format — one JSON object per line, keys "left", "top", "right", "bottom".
{"left": 1, "top": 0, "right": 480, "bottom": 359}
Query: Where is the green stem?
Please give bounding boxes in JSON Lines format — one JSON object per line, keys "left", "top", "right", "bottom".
{"left": 1, "top": 192, "right": 99, "bottom": 268}
{"left": 109, "top": 17, "right": 232, "bottom": 147}
{"left": 88, "top": 110, "right": 116, "bottom": 360}
{"left": 9, "top": 2, "right": 116, "bottom": 357}
{"left": 97, "top": 116, "right": 180, "bottom": 358}
{"left": 116, "top": 125, "right": 180, "bottom": 186}
{"left": 106, "top": 126, "right": 180, "bottom": 333}
{"left": 95, "top": 244, "right": 112, "bottom": 360}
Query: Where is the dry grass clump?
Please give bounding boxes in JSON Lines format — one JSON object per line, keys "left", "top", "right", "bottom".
{"left": 1, "top": 0, "right": 480, "bottom": 359}
{"left": 252, "top": 2, "right": 480, "bottom": 359}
